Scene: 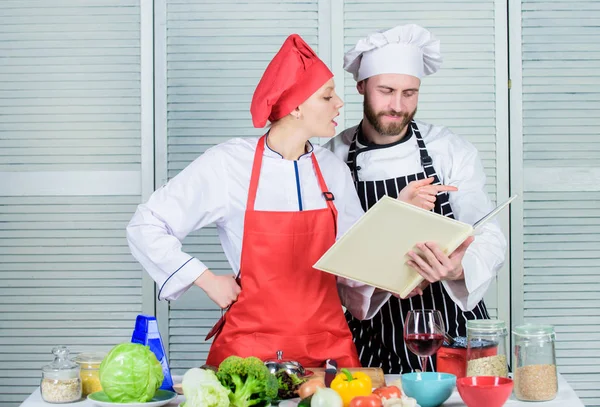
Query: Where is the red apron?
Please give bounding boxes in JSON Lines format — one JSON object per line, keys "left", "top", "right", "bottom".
{"left": 205, "top": 135, "right": 360, "bottom": 368}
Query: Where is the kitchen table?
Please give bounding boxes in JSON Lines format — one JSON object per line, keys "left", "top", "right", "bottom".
{"left": 19, "top": 373, "right": 584, "bottom": 407}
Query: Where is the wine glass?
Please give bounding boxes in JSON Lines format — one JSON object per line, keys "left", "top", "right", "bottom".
{"left": 404, "top": 309, "right": 446, "bottom": 372}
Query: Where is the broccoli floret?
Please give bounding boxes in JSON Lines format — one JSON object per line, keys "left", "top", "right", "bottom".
{"left": 216, "top": 356, "right": 278, "bottom": 407}
{"left": 275, "top": 369, "right": 306, "bottom": 400}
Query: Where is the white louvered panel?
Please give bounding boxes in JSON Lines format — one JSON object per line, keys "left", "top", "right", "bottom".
{"left": 0, "top": 0, "right": 141, "bottom": 172}
{"left": 0, "top": 196, "right": 143, "bottom": 406}
{"left": 168, "top": 310, "right": 220, "bottom": 371}
{"left": 522, "top": 192, "right": 600, "bottom": 405}
{"left": 343, "top": 0, "right": 499, "bottom": 202}
{"left": 165, "top": 0, "right": 320, "bottom": 373}
{"left": 521, "top": 2, "right": 600, "bottom": 405}
{"left": 0, "top": 1, "right": 143, "bottom": 406}
{"left": 521, "top": 7, "right": 600, "bottom": 168}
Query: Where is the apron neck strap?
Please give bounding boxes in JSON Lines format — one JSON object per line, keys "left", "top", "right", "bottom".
{"left": 310, "top": 150, "right": 338, "bottom": 237}
{"left": 310, "top": 152, "right": 337, "bottom": 215}
{"left": 247, "top": 135, "right": 267, "bottom": 210}
{"left": 411, "top": 121, "right": 440, "bottom": 184}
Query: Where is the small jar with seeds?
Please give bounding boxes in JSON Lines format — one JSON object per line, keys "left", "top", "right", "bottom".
{"left": 466, "top": 319, "right": 509, "bottom": 378}
{"left": 40, "top": 346, "right": 82, "bottom": 403}
{"left": 513, "top": 324, "right": 558, "bottom": 401}
{"left": 74, "top": 352, "right": 105, "bottom": 398}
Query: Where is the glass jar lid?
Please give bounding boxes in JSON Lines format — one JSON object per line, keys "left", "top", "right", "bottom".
{"left": 513, "top": 324, "right": 555, "bottom": 337}
{"left": 42, "top": 346, "right": 80, "bottom": 380}
{"left": 467, "top": 319, "right": 507, "bottom": 332}
{"left": 74, "top": 352, "right": 106, "bottom": 368}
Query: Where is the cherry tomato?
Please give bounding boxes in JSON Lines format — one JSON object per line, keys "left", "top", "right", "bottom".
{"left": 348, "top": 395, "right": 383, "bottom": 407}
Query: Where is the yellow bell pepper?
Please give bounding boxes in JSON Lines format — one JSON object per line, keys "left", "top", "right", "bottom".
{"left": 330, "top": 368, "right": 373, "bottom": 407}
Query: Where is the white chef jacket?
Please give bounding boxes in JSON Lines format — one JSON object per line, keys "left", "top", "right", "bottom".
{"left": 325, "top": 120, "right": 507, "bottom": 312}
{"left": 126, "top": 136, "right": 384, "bottom": 319}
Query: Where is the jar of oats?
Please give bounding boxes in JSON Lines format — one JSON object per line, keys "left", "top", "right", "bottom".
{"left": 466, "top": 319, "right": 509, "bottom": 378}
{"left": 40, "top": 346, "right": 82, "bottom": 403}
{"left": 513, "top": 324, "right": 558, "bottom": 401}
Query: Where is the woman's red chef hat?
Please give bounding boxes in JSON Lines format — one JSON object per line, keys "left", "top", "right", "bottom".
{"left": 250, "top": 34, "right": 333, "bottom": 128}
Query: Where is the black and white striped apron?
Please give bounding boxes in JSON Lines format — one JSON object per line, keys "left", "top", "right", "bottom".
{"left": 345, "top": 120, "right": 490, "bottom": 374}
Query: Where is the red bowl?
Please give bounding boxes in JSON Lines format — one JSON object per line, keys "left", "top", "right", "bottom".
{"left": 457, "top": 376, "right": 514, "bottom": 407}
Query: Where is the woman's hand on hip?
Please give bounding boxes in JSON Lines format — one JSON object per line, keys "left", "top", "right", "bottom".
{"left": 194, "top": 270, "right": 241, "bottom": 308}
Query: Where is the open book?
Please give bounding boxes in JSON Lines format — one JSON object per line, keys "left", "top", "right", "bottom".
{"left": 313, "top": 195, "right": 517, "bottom": 298}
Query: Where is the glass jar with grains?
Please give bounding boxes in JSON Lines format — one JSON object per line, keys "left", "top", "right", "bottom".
{"left": 513, "top": 324, "right": 558, "bottom": 401}
{"left": 74, "top": 352, "right": 106, "bottom": 398}
{"left": 466, "top": 319, "right": 509, "bottom": 377}
{"left": 40, "top": 346, "right": 82, "bottom": 403}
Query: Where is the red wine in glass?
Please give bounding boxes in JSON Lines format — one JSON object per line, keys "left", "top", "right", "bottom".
{"left": 404, "top": 310, "right": 446, "bottom": 372}
{"left": 405, "top": 333, "right": 445, "bottom": 356}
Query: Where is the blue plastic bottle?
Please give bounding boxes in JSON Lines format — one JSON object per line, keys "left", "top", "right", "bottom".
{"left": 131, "top": 315, "right": 174, "bottom": 391}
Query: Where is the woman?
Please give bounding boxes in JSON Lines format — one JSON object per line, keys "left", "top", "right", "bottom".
{"left": 126, "top": 34, "right": 377, "bottom": 368}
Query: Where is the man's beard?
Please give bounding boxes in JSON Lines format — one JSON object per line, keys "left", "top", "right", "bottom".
{"left": 364, "top": 99, "right": 417, "bottom": 137}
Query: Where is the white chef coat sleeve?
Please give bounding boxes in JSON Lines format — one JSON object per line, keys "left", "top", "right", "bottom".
{"left": 441, "top": 140, "right": 507, "bottom": 312}
{"left": 126, "top": 146, "right": 229, "bottom": 301}
{"left": 333, "top": 163, "right": 392, "bottom": 320}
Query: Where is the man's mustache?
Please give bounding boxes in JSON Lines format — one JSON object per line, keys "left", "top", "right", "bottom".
{"left": 378, "top": 111, "right": 407, "bottom": 117}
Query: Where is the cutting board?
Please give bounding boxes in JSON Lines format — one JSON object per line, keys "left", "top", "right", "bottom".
{"left": 306, "top": 367, "right": 386, "bottom": 388}
{"left": 172, "top": 367, "right": 386, "bottom": 395}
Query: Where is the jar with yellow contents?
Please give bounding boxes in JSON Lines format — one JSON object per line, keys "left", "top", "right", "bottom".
{"left": 74, "top": 352, "right": 106, "bottom": 397}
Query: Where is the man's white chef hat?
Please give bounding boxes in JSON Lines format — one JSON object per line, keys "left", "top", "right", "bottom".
{"left": 344, "top": 24, "right": 443, "bottom": 82}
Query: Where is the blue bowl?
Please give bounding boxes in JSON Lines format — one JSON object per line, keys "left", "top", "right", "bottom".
{"left": 401, "top": 372, "right": 457, "bottom": 407}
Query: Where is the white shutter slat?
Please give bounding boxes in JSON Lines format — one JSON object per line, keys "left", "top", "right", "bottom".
{"left": 3, "top": 276, "right": 141, "bottom": 288}
{"left": 168, "top": 0, "right": 311, "bottom": 2}
{"left": 346, "top": 3, "right": 492, "bottom": 11}
{"left": 2, "top": 24, "right": 137, "bottom": 34}
{"left": 525, "top": 300, "right": 600, "bottom": 309}
{"left": 345, "top": 0, "right": 492, "bottom": 2}
{"left": 169, "top": 27, "right": 317, "bottom": 37}
{"left": 170, "top": 3, "right": 314, "bottom": 12}
{"left": 523, "top": 2, "right": 600, "bottom": 11}
{"left": 164, "top": 0, "right": 320, "bottom": 373}
{"left": 1, "top": 0, "right": 138, "bottom": 6}
{"left": 345, "top": 27, "right": 496, "bottom": 37}
{"left": 0, "top": 304, "right": 141, "bottom": 313}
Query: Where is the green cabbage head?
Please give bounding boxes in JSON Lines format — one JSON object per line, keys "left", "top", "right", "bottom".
{"left": 99, "top": 343, "right": 164, "bottom": 403}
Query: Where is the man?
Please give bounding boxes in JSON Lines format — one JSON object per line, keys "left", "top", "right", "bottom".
{"left": 325, "top": 24, "right": 507, "bottom": 374}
